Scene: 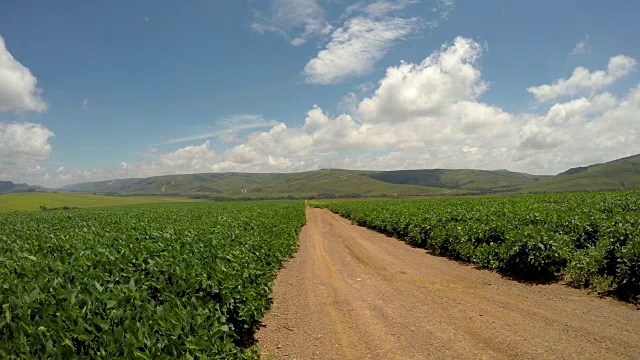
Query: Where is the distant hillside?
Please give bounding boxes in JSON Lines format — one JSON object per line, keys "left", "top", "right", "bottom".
{"left": 62, "top": 168, "right": 544, "bottom": 198}
{"left": 60, "top": 154, "right": 640, "bottom": 198}
{"left": 363, "top": 169, "right": 549, "bottom": 192}
{"left": 525, "top": 154, "right": 640, "bottom": 193}
{"left": 0, "top": 181, "right": 42, "bottom": 194}
{"left": 62, "top": 170, "right": 468, "bottom": 198}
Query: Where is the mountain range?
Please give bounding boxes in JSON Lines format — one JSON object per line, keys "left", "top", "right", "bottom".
{"left": 0, "top": 181, "right": 42, "bottom": 195}
{"left": 55, "top": 154, "right": 640, "bottom": 199}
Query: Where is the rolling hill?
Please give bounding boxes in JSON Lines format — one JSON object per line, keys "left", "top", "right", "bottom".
{"left": 62, "top": 170, "right": 459, "bottom": 198}
{"left": 57, "top": 153, "right": 640, "bottom": 198}
{"left": 0, "top": 181, "right": 42, "bottom": 194}
{"left": 524, "top": 154, "right": 640, "bottom": 193}
{"left": 362, "top": 169, "right": 549, "bottom": 192}
{"left": 61, "top": 168, "right": 547, "bottom": 198}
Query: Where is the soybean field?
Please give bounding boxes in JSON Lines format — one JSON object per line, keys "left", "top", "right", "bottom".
{"left": 316, "top": 191, "right": 640, "bottom": 303}
{"left": 0, "top": 201, "right": 305, "bottom": 358}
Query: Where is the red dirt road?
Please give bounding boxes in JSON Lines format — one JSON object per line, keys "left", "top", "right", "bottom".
{"left": 256, "top": 207, "right": 640, "bottom": 359}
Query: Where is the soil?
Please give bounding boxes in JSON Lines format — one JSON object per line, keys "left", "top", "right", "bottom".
{"left": 256, "top": 207, "right": 640, "bottom": 359}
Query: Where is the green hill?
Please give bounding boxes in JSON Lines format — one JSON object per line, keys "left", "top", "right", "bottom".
{"left": 62, "top": 170, "right": 460, "bottom": 198}
{"left": 61, "top": 168, "right": 547, "bottom": 198}
{"left": 0, "top": 181, "right": 42, "bottom": 194}
{"left": 362, "top": 169, "right": 549, "bottom": 192}
{"left": 525, "top": 154, "right": 640, "bottom": 193}
{"left": 59, "top": 153, "right": 640, "bottom": 198}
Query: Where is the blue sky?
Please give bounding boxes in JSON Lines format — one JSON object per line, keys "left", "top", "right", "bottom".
{"left": 1, "top": 0, "right": 640, "bottom": 186}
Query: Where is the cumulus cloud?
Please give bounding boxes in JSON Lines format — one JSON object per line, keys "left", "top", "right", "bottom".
{"left": 158, "top": 141, "right": 217, "bottom": 169}
{"left": 49, "top": 142, "right": 218, "bottom": 186}
{"left": 190, "top": 39, "right": 639, "bottom": 176}
{"left": 0, "top": 122, "right": 54, "bottom": 166}
{"left": 515, "top": 92, "right": 620, "bottom": 152}
{"left": 251, "top": 0, "right": 332, "bottom": 46}
{"left": 51, "top": 136, "right": 308, "bottom": 186}
{"left": 527, "top": 55, "right": 637, "bottom": 102}
{"left": 128, "top": 37, "right": 511, "bottom": 178}
{"left": 0, "top": 122, "right": 54, "bottom": 184}
{"left": 359, "top": 36, "right": 487, "bottom": 121}
{"left": 27, "top": 36, "right": 640, "bottom": 186}
{"left": 514, "top": 86, "right": 640, "bottom": 172}
{"left": 0, "top": 35, "right": 48, "bottom": 112}
{"left": 303, "top": 16, "right": 419, "bottom": 84}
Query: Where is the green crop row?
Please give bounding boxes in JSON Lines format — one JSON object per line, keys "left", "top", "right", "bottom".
{"left": 0, "top": 201, "right": 305, "bottom": 359}
{"left": 317, "top": 191, "right": 640, "bottom": 303}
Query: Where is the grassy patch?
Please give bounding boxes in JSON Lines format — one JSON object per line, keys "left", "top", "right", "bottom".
{"left": 0, "top": 193, "right": 200, "bottom": 212}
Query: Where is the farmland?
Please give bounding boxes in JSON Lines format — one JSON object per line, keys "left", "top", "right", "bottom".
{"left": 0, "top": 201, "right": 305, "bottom": 358}
{"left": 0, "top": 192, "right": 201, "bottom": 213}
{"left": 2, "top": 192, "right": 640, "bottom": 359}
{"left": 315, "top": 190, "right": 640, "bottom": 303}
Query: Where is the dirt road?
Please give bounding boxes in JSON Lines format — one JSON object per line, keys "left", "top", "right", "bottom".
{"left": 256, "top": 207, "right": 640, "bottom": 359}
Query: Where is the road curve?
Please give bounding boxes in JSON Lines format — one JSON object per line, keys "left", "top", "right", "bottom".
{"left": 256, "top": 207, "right": 640, "bottom": 359}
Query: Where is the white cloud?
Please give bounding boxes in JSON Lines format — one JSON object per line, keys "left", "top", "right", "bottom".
{"left": 23, "top": 36, "right": 640, "bottom": 187}
{"left": 303, "top": 106, "right": 393, "bottom": 151}
{"left": 527, "top": 55, "right": 637, "bottom": 102}
{"left": 513, "top": 93, "right": 620, "bottom": 152}
{"left": 571, "top": 35, "right": 592, "bottom": 56}
{"left": 81, "top": 98, "right": 90, "bottom": 111}
{"left": 226, "top": 122, "right": 313, "bottom": 159}
{"left": 303, "top": 16, "right": 419, "bottom": 84}
{"left": 359, "top": 36, "right": 487, "bottom": 122}
{"left": 210, "top": 38, "right": 640, "bottom": 176}
{"left": 303, "top": 0, "right": 457, "bottom": 85}
{"left": 0, "top": 122, "right": 54, "bottom": 184}
{"left": 0, "top": 35, "right": 48, "bottom": 112}
{"left": 514, "top": 86, "right": 640, "bottom": 172}
{"left": 345, "top": 0, "right": 417, "bottom": 17}
{"left": 159, "top": 141, "right": 217, "bottom": 169}
{"left": 433, "top": 0, "right": 456, "bottom": 19}
{"left": 0, "top": 122, "right": 54, "bottom": 166}
{"left": 344, "top": 0, "right": 454, "bottom": 21}
{"left": 193, "top": 36, "right": 511, "bottom": 171}
{"left": 540, "top": 92, "right": 617, "bottom": 126}
{"left": 251, "top": 0, "right": 332, "bottom": 46}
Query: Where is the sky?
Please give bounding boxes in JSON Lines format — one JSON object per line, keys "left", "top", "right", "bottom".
{"left": 1, "top": 0, "right": 640, "bottom": 187}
